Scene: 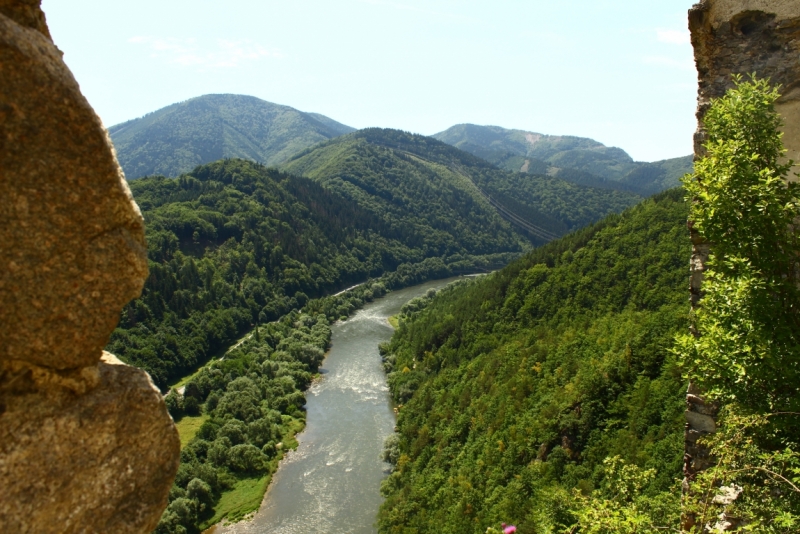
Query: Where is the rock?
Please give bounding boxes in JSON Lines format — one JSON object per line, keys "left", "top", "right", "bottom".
{"left": 686, "top": 409, "right": 717, "bottom": 434}
{"left": 0, "top": 353, "right": 181, "bottom": 534}
{"left": 683, "top": 3, "right": 800, "bottom": 530}
{"left": 689, "top": 0, "right": 800, "bottom": 161}
{"left": 712, "top": 484, "right": 743, "bottom": 505}
{"left": 0, "top": 3, "right": 148, "bottom": 371}
{"left": 0, "top": 2, "right": 179, "bottom": 533}
{"left": 0, "top": 0, "right": 50, "bottom": 37}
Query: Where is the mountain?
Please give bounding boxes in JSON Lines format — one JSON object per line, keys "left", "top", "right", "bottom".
{"left": 113, "top": 128, "right": 646, "bottom": 390}
{"left": 379, "top": 188, "right": 689, "bottom": 532}
{"left": 282, "top": 128, "right": 643, "bottom": 246}
{"left": 618, "top": 154, "right": 694, "bottom": 194}
{"left": 108, "top": 94, "right": 355, "bottom": 179}
{"left": 109, "top": 158, "right": 523, "bottom": 387}
{"left": 433, "top": 124, "right": 692, "bottom": 196}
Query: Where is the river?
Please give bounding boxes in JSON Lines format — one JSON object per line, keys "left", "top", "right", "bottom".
{"left": 212, "top": 276, "right": 467, "bottom": 534}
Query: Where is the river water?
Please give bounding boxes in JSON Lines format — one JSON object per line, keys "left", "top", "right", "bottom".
{"left": 214, "top": 276, "right": 465, "bottom": 534}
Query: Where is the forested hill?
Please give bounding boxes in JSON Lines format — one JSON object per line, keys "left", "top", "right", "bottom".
{"left": 379, "top": 188, "right": 690, "bottom": 533}
{"left": 108, "top": 159, "right": 521, "bottom": 387}
{"left": 109, "top": 94, "right": 354, "bottom": 179}
{"left": 283, "top": 128, "right": 643, "bottom": 245}
{"left": 434, "top": 123, "right": 692, "bottom": 196}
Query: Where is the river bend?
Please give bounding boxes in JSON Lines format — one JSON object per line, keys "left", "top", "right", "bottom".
{"left": 215, "top": 276, "right": 463, "bottom": 534}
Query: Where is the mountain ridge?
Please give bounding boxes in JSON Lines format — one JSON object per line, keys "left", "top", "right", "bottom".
{"left": 282, "top": 128, "right": 644, "bottom": 247}
{"left": 434, "top": 123, "right": 692, "bottom": 195}
{"left": 109, "top": 94, "right": 355, "bottom": 179}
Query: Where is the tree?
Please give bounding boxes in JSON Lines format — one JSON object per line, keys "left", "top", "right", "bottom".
{"left": 678, "top": 75, "right": 800, "bottom": 411}
{"left": 676, "top": 76, "right": 800, "bottom": 530}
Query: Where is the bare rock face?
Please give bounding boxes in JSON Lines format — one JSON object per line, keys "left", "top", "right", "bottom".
{"left": 0, "top": 2, "right": 148, "bottom": 370}
{"left": 0, "top": 0, "right": 50, "bottom": 38}
{"left": 0, "top": 2, "right": 180, "bottom": 533}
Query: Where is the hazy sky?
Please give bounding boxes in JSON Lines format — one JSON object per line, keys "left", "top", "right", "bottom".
{"left": 42, "top": 0, "right": 697, "bottom": 162}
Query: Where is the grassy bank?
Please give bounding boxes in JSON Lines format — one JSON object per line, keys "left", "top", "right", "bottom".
{"left": 199, "top": 417, "right": 304, "bottom": 529}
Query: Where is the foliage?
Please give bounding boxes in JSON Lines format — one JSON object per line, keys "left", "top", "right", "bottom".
{"left": 154, "top": 309, "right": 329, "bottom": 533}
{"left": 378, "top": 189, "right": 690, "bottom": 533}
{"left": 109, "top": 94, "right": 354, "bottom": 179}
{"left": 568, "top": 457, "right": 679, "bottom": 533}
{"left": 675, "top": 77, "right": 800, "bottom": 530}
{"left": 685, "top": 409, "right": 800, "bottom": 533}
{"left": 109, "top": 158, "right": 518, "bottom": 387}
{"left": 677, "top": 76, "right": 800, "bottom": 413}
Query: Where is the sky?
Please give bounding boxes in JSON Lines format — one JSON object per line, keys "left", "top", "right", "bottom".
{"left": 41, "top": 0, "right": 697, "bottom": 162}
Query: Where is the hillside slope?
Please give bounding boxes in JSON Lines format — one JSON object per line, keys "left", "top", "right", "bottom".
{"left": 283, "top": 128, "right": 642, "bottom": 246}
{"left": 434, "top": 124, "right": 692, "bottom": 195}
{"left": 109, "top": 94, "right": 354, "bottom": 179}
{"left": 379, "top": 189, "right": 689, "bottom": 533}
{"left": 109, "top": 159, "right": 521, "bottom": 386}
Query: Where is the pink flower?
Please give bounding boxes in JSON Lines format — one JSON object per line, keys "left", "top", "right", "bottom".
{"left": 502, "top": 526, "right": 517, "bottom": 534}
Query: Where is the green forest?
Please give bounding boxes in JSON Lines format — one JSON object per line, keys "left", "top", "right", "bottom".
{"left": 110, "top": 159, "right": 523, "bottom": 387}
{"left": 283, "top": 128, "right": 641, "bottom": 243}
{"left": 379, "top": 188, "right": 689, "bottom": 533}
{"left": 114, "top": 123, "right": 658, "bottom": 532}
{"left": 378, "top": 78, "right": 800, "bottom": 532}
{"left": 112, "top": 127, "right": 639, "bottom": 389}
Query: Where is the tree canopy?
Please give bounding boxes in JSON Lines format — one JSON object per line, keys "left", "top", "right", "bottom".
{"left": 379, "top": 188, "right": 690, "bottom": 533}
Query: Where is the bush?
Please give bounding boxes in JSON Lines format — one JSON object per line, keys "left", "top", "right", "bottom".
{"left": 228, "top": 444, "right": 268, "bottom": 473}
{"left": 186, "top": 478, "right": 214, "bottom": 514}
{"left": 164, "top": 390, "right": 184, "bottom": 419}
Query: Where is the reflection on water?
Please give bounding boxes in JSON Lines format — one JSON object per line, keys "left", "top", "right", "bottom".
{"left": 214, "top": 276, "right": 465, "bottom": 534}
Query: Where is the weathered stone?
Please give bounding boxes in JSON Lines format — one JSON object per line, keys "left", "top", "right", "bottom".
{"left": 0, "top": 4, "right": 148, "bottom": 371}
{"left": 687, "top": 393, "right": 706, "bottom": 405}
{"left": 0, "top": 352, "right": 180, "bottom": 534}
{"left": 686, "top": 409, "right": 717, "bottom": 433}
{"left": 712, "top": 484, "right": 743, "bottom": 505}
{"left": 0, "top": 0, "right": 50, "bottom": 38}
{"left": 689, "top": 0, "right": 800, "bottom": 161}
{"left": 0, "top": 2, "right": 179, "bottom": 532}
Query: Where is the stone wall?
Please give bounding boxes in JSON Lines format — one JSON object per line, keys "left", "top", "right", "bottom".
{"left": 690, "top": 0, "right": 800, "bottom": 161}
{"left": 684, "top": 0, "right": 800, "bottom": 530}
{"left": 0, "top": 1, "right": 180, "bottom": 532}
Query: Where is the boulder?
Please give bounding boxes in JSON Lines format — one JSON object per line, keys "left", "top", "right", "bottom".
{"left": 0, "top": 2, "right": 179, "bottom": 532}
{"left": 0, "top": 353, "right": 181, "bottom": 534}
{"left": 0, "top": 2, "right": 147, "bottom": 370}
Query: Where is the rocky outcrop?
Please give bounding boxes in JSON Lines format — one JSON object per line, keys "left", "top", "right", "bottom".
{"left": 690, "top": 0, "right": 800, "bottom": 161}
{"left": 684, "top": 1, "right": 800, "bottom": 531}
{"left": 0, "top": 2, "right": 180, "bottom": 533}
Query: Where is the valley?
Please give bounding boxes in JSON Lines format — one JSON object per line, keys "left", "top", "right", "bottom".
{"left": 90, "top": 79, "right": 738, "bottom": 534}
{"left": 104, "top": 93, "right": 703, "bottom": 533}
{"left": 131, "top": 74, "right": 800, "bottom": 534}
{"left": 10, "top": 2, "right": 800, "bottom": 533}
{"left": 108, "top": 95, "right": 688, "bottom": 532}
{"left": 211, "top": 277, "right": 465, "bottom": 534}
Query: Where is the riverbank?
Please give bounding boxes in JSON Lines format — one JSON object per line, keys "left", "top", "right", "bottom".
{"left": 211, "top": 276, "right": 466, "bottom": 534}
{"left": 200, "top": 417, "right": 304, "bottom": 531}
{"left": 156, "top": 265, "right": 504, "bottom": 533}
